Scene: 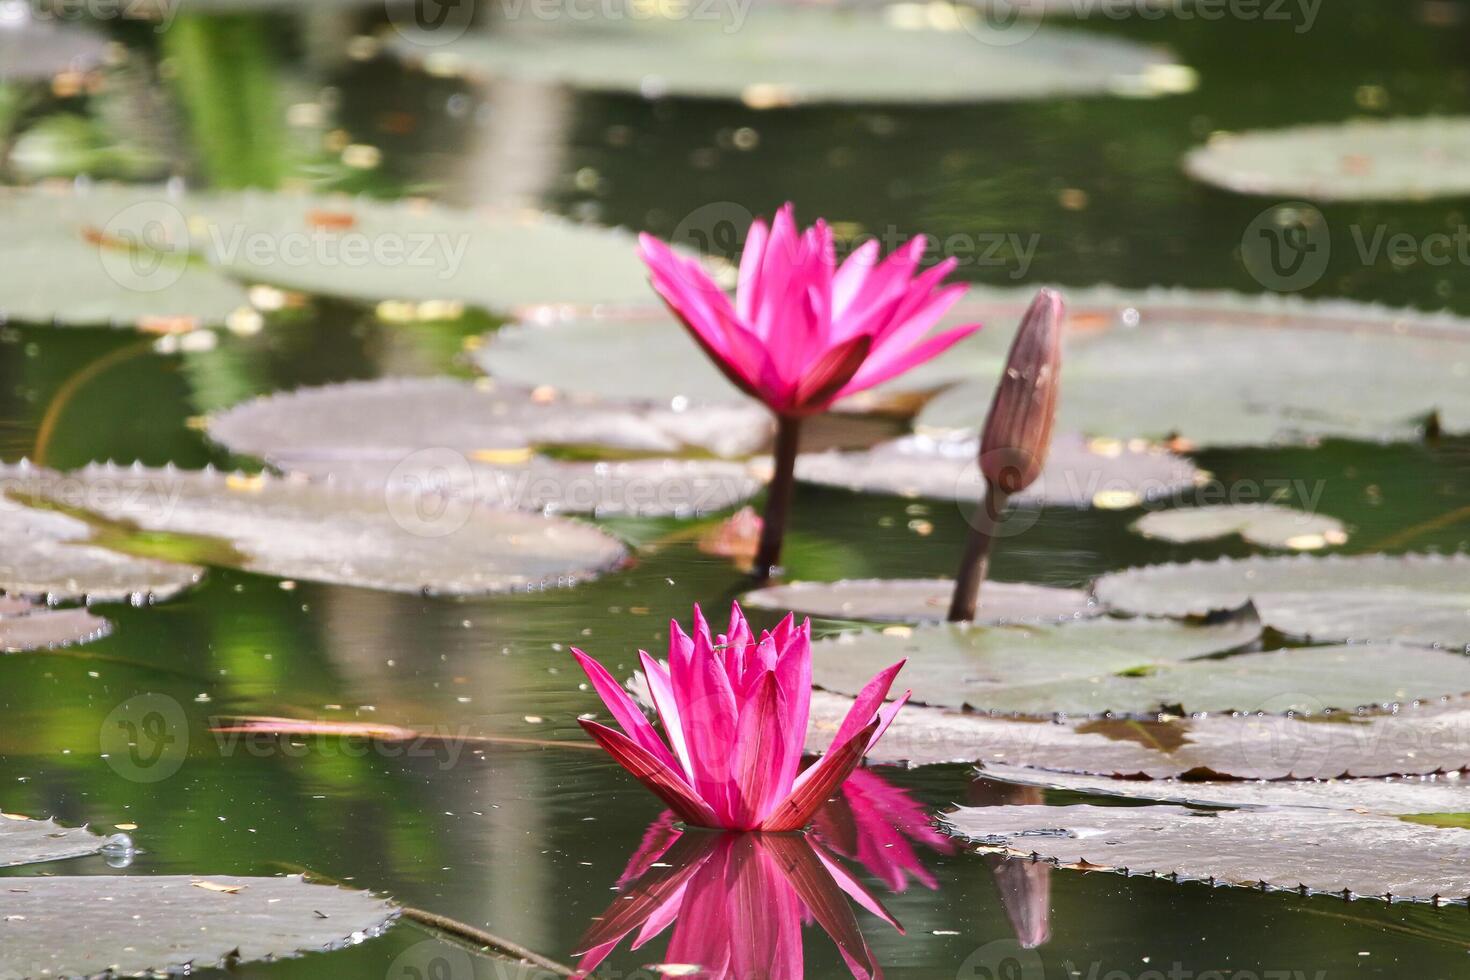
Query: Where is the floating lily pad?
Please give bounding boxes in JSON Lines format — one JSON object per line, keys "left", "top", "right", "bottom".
{"left": 388, "top": 9, "right": 1188, "bottom": 105}
{"left": 0, "top": 595, "right": 111, "bottom": 651}
{"left": 1, "top": 463, "right": 626, "bottom": 595}
{"left": 1183, "top": 117, "right": 1470, "bottom": 201}
{"left": 0, "top": 813, "right": 108, "bottom": 867}
{"left": 207, "top": 377, "right": 771, "bottom": 461}
{"left": 185, "top": 189, "right": 672, "bottom": 313}
{"left": 0, "top": 476, "right": 205, "bottom": 602}
{"left": 814, "top": 614, "right": 1470, "bottom": 716}
{"left": 0, "top": 184, "right": 252, "bottom": 330}
{"left": 1131, "top": 504, "right": 1348, "bottom": 550}
{"left": 1094, "top": 553, "right": 1470, "bottom": 649}
{"left": 811, "top": 694, "right": 1470, "bottom": 779}
{"left": 916, "top": 287, "right": 1470, "bottom": 447}
{"left": 743, "top": 578, "right": 1101, "bottom": 624}
{"left": 0, "top": 8, "right": 106, "bottom": 82}
{"left": 814, "top": 612, "right": 1265, "bottom": 717}
{"left": 795, "top": 432, "right": 1203, "bottom": 508}
{"left": 0, "top": 874, "right": 398, "bottom": 978}
{"left": 942, "top": 804, "right": 1470, "bottom": 903}
{"left": 475, "top": 302, "right": 1006, "bottom": 410}
{"left": 978, "top": 764, "right": 1470, "bottom": 815}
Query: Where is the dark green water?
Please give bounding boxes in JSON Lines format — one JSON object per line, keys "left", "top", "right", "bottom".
{"left": 4, "top": 1, "right": 1470, "bottom": 977}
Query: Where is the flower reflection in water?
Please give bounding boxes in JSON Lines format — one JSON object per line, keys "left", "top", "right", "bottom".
{"left": 574, "top": 769, "right": 949, "bottom": 979}
{"left": 969, "top": 777, "right": 1053, "bottom": 950}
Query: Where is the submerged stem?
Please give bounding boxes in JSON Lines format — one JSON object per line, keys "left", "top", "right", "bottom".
{"left": 947, "top": 485, "right": 1009, "bottom": 623}
{"left": 752, "top": 413, "right": 802, "bottom": 581}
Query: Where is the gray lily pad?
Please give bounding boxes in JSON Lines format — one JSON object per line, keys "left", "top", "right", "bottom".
{"left": 475, "top": 301, "right": 1010, "bottom": 411}
{"left": 742, "top": 578, "right": 1101, "bottom": 624}
{"left": 185, "top": 189, "right": 675, "bottom": 314}
{"left": 387, "top": 9, "right": 1189, "bottom": 105}
{"left": 0, "top": 474, "right": 205, "bottom": 602}
{"left": 207, "top": 377, "right": 771, "bottom": 461}
{"left": 0, "top": 595, "right": 111, "bottom": 651}
{"left": 1131, "top": 504, "right": 1349, "bottom": 550}
{"left": 813, "top": 611, "right": 1263, "bottom": 717}
{"left": 795, "top": 432, "right": 1204, "bottom": 508}
{"left": 0, "top": 874, "right": 398, "bottom": 978}
{"left": 1094, "top": 553, "right": 1470, "bottom": 649}
{"left": 1183, "top": 116, "right": 1470, "bottom": 201}
{"left": 942, "top": 804, "right": 1470, "bottom": 903}
{"left": 978, "top": 763, "right": 1470, "bottom": 815}
{"left": 814, "top": 615, "right": 1470, "bottom": 716}
{"left": 0, "top": 462, "right": 626, "bottom": 595}
{"left": 0, "top": 8, "right": 106, "bottom": 82}
{"left": 813, "top": 694, "right": 1470, "bottom": 779}
{"left": 0, "top": 813, "right": 108, "bottom": 867}
{"left": 0, "top": 184, "right": 252, "bottom": 330}
{"left": 916, "top": 287, "right": 1470, "bottom": 447}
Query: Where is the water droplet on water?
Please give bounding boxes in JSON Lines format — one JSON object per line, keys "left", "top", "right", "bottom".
{"left": 101, "top": 832, "right": 135, "bottom": 868}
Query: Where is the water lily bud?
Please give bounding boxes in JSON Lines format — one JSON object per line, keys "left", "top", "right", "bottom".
{"left": 979, "top": 288, "right": 1064, "bottom": 495}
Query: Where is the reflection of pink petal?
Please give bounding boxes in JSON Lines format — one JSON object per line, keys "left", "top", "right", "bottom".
{"left": 987, "top": 855, "right": 1053, "bottom": 950}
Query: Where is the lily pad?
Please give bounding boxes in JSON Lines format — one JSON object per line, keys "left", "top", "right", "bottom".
{"left": 811, "top": 694, "right": 1470, "bottom": 779}
{"left": 0, "top": 595, "right": 111, "bottom": 651}
{"left": 0, "top": 462, "right": 626, "bottom": 595}
{"left": 0, "top": 7, "right": 106, "bottom": 82}
{"left": 916, "top": 287, "right": 1470, "bottom": 447}
{"left": 1094, "top": 553, "right": 1470, "bottom": 649}
{"left": 942, "top": 804, "right": 1470, "bottom": 904}
{"left": 0, "top": 874, "right": 398, "bottom": 978}
{"left": 1183, "top": 116, "right": 1470, "bottom": 201}
{"left": 1131, "top": 504, "right": 1348, "bottom": 550}
{"left": 0, "top": 813, "right": 108, "bottom": 867}
{"left": 795, "top": 432, "right": 1204, "bottom": 508}
{"left": 743, "top": 578, "right": 1101, "bottom": 624}
{"left": 186, "top": 189, "right": 674, "bottom": 314}
{"left": 387, "top": 9, "right": 1188, "bottom": 105}
{"left": 0, "top": 184, "right": 252, "bottom": 330}
{"left": 0, "top": 474, "right": 205, "bottom": 602}
{"left": 978, "top": 764, "right": 1470, "bottom": 815}
{"left": 813, "top": 612, "right": 1263, "bottom": 717}
{"left": 207, "top": 377, "right": 771, "bottom": 461}
{"left": 814, "top": 615, "right": 1470, "bottom": 716}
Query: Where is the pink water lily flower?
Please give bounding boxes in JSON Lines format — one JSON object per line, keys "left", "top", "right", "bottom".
{"left": 572, "top": 602, "right": 909, "bottom": 832}
{"left": 639, "top": 204, "right": 981, "bottom": 578}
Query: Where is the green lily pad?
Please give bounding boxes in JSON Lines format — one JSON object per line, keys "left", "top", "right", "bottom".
{"left": 0, "top": 595, "right": 111, "bottom": 651}
{"left": 0, "top": 184, "right": 252, "bottom": 330}
{"left": 387, "top": 9, "right": 1189, "bottom": 106}
{"left": 0, "top": 813, "right": 109, "bottom": 867}
{"left": 1183, "top": 116, "right": 1470, "bottom": 201}
{"left": 916, "top": 287, "right": 1470, "bottom": 447}
{"left": 1131, "top": 504, "right": 1348, "bottom": 550}
{"left": 0, "top": 8, "right": 106, "bottom": 82}
{"left": 742, "top": 578, "right": 1101, "bottom": 624}
{"left": 208, "top": 377, "right": 771, "bottom": 461}
{"left": 0, "top": 473, "right": 205, "bottom": 603}
{"left": 0, "top": 874, "right": 398, "bottom": 978}
{"left": 979, "top": 763, "right": 1470, "bottom": 815}
{"left": 185, "top": 189, "right": 673, "bottom": 314}
{"left": 794, "top": 432, "right": 1203, "bottom": 508}
{"left": 810, "top": 693, "right": 1470, "bottom": 779}
{"left": 942, "top": 804, "right": 1470, "bottom": 904}
{"left": 814, "top": 614, "right": 1470, "bottom": 716}
{"left": 1094, "top": 553, "right": 1470, "bottom": 649}
{"left": 1, "top": 462, "right": 626, "bottom": 595}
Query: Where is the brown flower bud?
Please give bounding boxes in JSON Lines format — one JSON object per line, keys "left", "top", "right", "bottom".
{"left": 979, "top": 288, "right": 1064, "bottom": 495}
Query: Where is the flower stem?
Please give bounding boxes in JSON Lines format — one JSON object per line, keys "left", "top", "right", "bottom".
{"left": 947, "top": 484, "right": 1009, "bottom": 622}
{"left": 753, "top": 414, "right": 802, "bottom": 581}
